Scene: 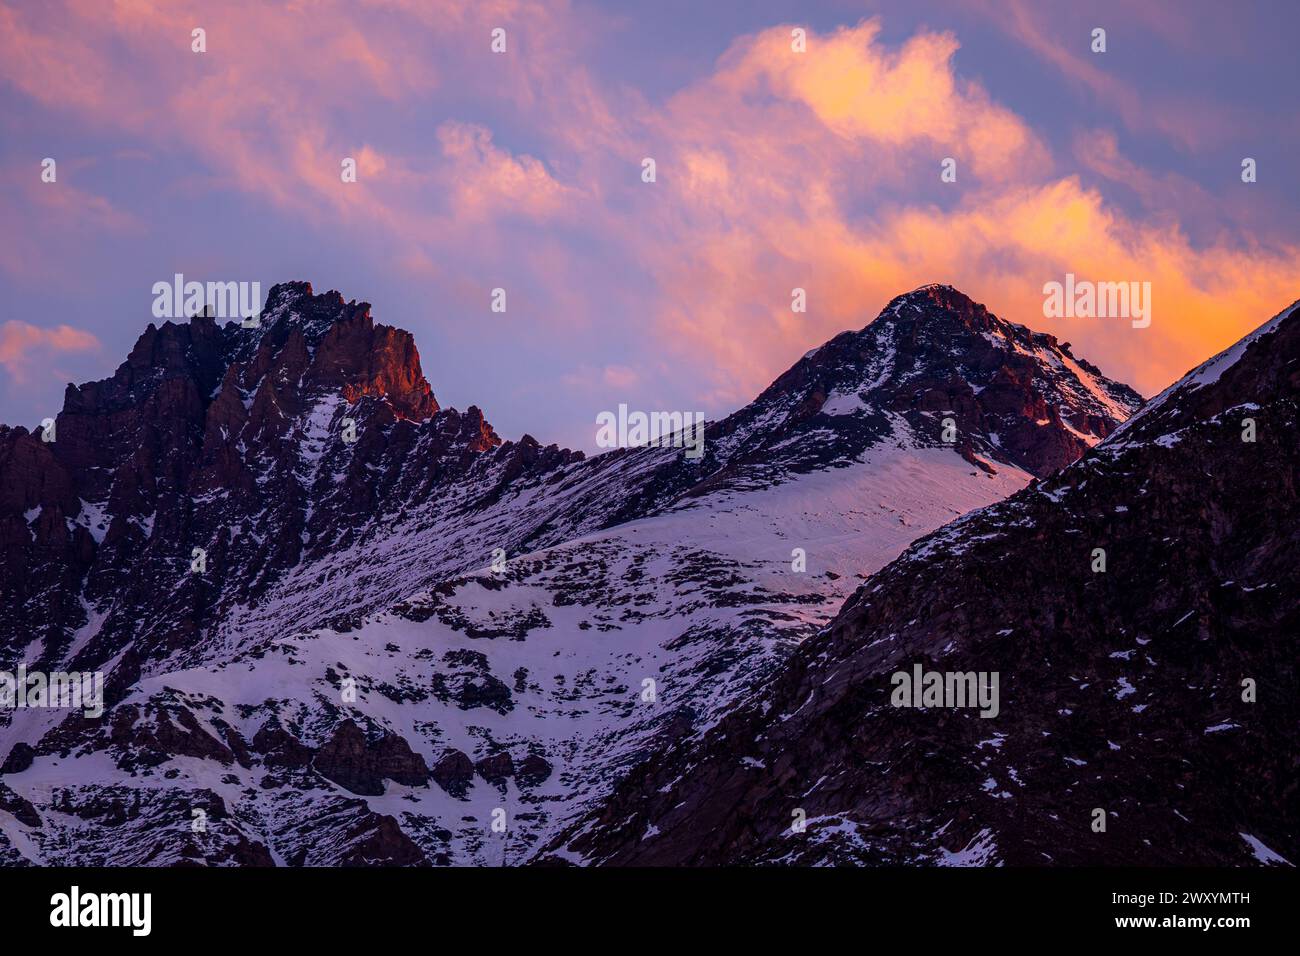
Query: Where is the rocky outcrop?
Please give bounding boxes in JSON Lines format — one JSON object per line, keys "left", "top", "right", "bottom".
{"left": 516, "top": 754, "right": 553, "bottom": 787}
{"left": 279, "top": 799, "right": 425, "bottom": 867}
{"left": 430, "top": 749, "right": 475, "bottom": 797}
{"left": 474, "top": 751, "right": 515, "bottom": 786}
{"left": 251, "top": 723, "right": 313, "bottom": 770}
{"left": 0, "top": 783, "right": 40, "bottom": 828}
{"left": 0, "top": 743, "right": 34, "bottom": 776}
{"left": 0, "top": 282, "right": 517, "bottom": 683}
{"left": 313, "top": 720, "right": 429, "bottom": 796}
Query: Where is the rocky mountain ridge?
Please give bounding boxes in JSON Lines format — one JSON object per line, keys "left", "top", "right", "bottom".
{"left": 0, "top": 282, "right": 1149, "bottom": 865}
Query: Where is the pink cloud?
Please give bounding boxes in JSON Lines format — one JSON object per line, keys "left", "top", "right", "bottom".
{"left": 606, "top": 21, "right": 1300, "bottom": 403}
{"left": 0, "top": 321, "right": 100, "bottom": 384}
{"left": 437, "top": 122, "right": 576, "bottom": 221}
{"left": 1, "top": 2, "right": 1295, "bottom": 416}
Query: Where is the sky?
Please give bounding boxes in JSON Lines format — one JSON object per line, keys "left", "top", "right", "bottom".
{"left": 2, "top": 0, "right": 1297, "bottom": 453}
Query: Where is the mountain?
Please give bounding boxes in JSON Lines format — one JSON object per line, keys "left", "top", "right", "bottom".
{"left": 704, "top": 283, "right": 1139, "bottom": 488}
{"left": 546, "top": 299, "right": 1300, "bottom": 867}
{"left": 0, "top": 282, "right": 1141, "bottom": 865}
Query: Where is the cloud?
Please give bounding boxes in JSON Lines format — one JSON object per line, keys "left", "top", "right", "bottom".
{"left": 562, "top": 364, "right": 642, "bottom": 390}
{"left": 437, "top": 122, "right": 575, "bottom": 221}
{"left": 1, "top": 2, "right": 1296, "bottom": 424}
{"left": 967, "top": 0, "right": 1245, "bottom": 152}
{"left": 0, "top": 162, "right": 140, "bottom": 280}
{"left": 711, "top": 20, "right": 1044, "bottom": 180}
{"left": 0, "top": 321, "right": 99, "bottom": 383}
{"left": 609, "top": 20, "right": 1300, "bottom": 402}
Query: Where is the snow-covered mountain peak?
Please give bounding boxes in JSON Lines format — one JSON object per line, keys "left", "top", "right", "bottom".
{"left": 709, "top": 284, "right": 1142, "bottom": 483}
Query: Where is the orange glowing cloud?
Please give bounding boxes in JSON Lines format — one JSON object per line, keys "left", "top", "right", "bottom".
{"left": 709, "top": 20, "right": 1044, "bottom": 180}
{"left": 638, "top": 158, "right": 1299, "bottom": 406}
{"left": 614, "top": 21, "right": 1300, "bottom": 404}
{"left": 1, "top": 2, "right": 1295, "bottom": 419}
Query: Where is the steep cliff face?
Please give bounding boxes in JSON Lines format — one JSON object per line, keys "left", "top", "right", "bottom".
{"left": 548, "top": 300, "right": 1299, "bottom": 868}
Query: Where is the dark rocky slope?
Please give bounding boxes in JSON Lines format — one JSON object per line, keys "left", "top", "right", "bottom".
{"left": 550, "top": 300, "right": 1300, "bottom": 867}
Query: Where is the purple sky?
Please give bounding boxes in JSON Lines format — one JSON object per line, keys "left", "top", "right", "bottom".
{"left": 2, "top": 0, "right": 1298, "bottom": 452}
